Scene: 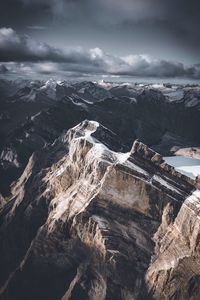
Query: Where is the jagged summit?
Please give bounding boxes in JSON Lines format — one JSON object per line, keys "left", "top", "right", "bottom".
{"left": 0, "top": 120, "right": 199, "bottom": 300}
{"left": 64, "top": 120, "right": 128, "bottom": 153}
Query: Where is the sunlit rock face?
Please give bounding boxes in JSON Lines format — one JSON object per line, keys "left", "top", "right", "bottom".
{"left": 146, "top": 189, "right": 200, "bottom": 300}
{"left": 0, "top": 120, "right": 199, "bottom": 300}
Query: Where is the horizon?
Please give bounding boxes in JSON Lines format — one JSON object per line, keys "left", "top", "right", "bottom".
{"left": 1, "top": 73, "right": 200, "bottom": 86}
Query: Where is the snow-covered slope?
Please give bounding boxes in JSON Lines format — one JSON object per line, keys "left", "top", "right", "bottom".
{"left": 164, "top": 156, "right": 200, "bottom": 179}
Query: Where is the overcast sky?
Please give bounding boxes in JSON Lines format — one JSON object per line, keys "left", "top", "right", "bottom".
{"left": 0, "top": 0, "right": 200, "bottom": 80}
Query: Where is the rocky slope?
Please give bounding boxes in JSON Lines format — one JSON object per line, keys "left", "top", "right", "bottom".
{"left": 174, "top": 147, "right": 200, "bottom": 159}
{"left": 1, "top": 79, "right": 200, "bottom": 196}
{"left": 0, "top": 120, "right": 199, "bottom": 300}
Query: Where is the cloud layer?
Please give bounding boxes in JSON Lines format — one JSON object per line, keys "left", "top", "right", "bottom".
{"left": 0, "top": 27, "right": 92, "bottom": 63}
{"left": 0, "top": 0, "right": 200, "bottom": 67}
{"left": 0, "top": 28, "right": 200, "bottom": 79}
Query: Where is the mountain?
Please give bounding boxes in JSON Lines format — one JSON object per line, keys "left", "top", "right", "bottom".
{"left": 0, "top": 79, "right": 200, "bottom": 195}
{"left": 0, "top": 120, "right": 199, "bottom": 300}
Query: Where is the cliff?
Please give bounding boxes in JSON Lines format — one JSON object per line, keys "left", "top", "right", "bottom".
{"left": 0, "top": 120, "right": 199, "bottom": 300}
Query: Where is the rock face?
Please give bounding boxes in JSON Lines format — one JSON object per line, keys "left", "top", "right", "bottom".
{"left": 174, "top": 147, "right": 200, "bottom": 159}
{"left": 0, "top": 120, "right": 199, "bottom": 300}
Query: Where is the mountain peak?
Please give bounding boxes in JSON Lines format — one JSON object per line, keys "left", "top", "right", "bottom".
{"left": 0, "top": 120, "right": 199, "bottom": 299}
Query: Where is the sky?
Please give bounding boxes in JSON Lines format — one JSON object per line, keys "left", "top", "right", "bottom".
{"left": 0, "top": 0, "right": 200, "bottom": 80}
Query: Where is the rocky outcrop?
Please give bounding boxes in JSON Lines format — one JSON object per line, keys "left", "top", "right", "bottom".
{"left": 0, "top": 120, "right": 199, "bottom": 300}
{"left": 0, "top": 194, "right": 5, "bottom": 208}
{"left": 174, "top": 147, "right": 200, "bottom": 159}
{"left": 146, "top": 189, "right": 200, "bottom": 300}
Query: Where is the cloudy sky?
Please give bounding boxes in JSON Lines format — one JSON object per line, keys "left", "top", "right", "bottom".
{"left": 0, "top": 0, "right": 200, "bottom": 80}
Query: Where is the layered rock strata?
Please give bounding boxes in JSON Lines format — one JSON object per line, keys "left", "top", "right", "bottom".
{"left": 0, "top": 120, "right": 199, "bottom": 300}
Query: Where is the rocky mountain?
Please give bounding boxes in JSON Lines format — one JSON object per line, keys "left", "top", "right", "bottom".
{"left": 0, "top": 79, "right": 200, "bottom": 196}
{"left": 0, "top": 120, "right": 199, "bottom": 300}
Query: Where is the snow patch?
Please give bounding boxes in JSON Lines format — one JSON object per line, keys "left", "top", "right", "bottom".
{"left": 164, "top": 156, "right": 200, "bottom": 179}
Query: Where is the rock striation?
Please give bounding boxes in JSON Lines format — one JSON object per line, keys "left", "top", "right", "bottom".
{"left": 0, "top": 120, "right": 199, "bottom": 300}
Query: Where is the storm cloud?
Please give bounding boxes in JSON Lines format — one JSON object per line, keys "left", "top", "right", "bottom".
{"left": 14, "top": 0, "right": 200, "bottom": 29}
{"left": 1, "top": 28, "right": 200, "bottom": 79}
{"left": 0, "top": 64, "right": 8, "bottom": 74}
{"left": 0, "top": 0, "right": 199, "bottom": 66}
{"left": 0, "top": 27, "right": 92, "bottom": 64}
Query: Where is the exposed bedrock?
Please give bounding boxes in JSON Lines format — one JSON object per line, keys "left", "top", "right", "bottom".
{"left": 0, "top": 120, "right": 199, "bottom": 300}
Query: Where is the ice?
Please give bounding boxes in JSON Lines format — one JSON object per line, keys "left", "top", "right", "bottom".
{"left": 164, "top": 156, "right": 200, "bottom": 179}
{"left": 176, "top": 166, "right": 200, "bottom": 179}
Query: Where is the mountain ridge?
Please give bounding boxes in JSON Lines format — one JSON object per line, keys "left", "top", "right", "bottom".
{"left": 1, "top": 80, "right": 200, "bottom": 196}
{"left": 0, "top": 120, "right": 199, "bottom": 300}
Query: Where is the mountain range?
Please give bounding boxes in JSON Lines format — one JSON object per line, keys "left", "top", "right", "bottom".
{"left": 0, "top": 79, "right": 200, "bottom": 196}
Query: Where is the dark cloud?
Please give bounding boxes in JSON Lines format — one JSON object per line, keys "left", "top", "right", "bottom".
{"left": 0, "top": 28, "right": 93, "bottom": 63}
{"left": 4, "top": 0, "right": 200, "bottom": 34}
{"left": 0, "top": 0, "right": 199, "bottom": 66}
{"left": 17, "top": 0, "right": 200, "bottom": 28}
{"left": 109, "top": 55, "right": 200, "bottom": 79}
{"left": 1, "top": 29, "right": 200, "bottom": 79}
{"left": 27, "top": 26, "right": 46, "bottom": 30}
{"left": 1, "top": 1, "right": 200, "bottom": 41}
{"left": 0, "top": 63, "right": 8, "bottom": 74}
